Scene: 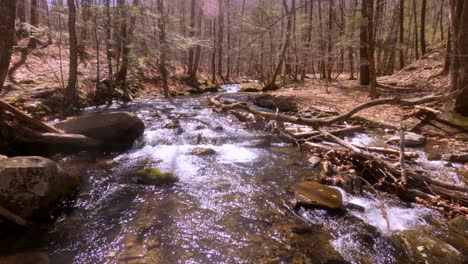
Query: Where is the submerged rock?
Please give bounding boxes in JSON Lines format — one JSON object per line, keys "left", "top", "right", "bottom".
{"left": 388, "top": 230, "right": 466, "bottom": 264}
{"left": 0, "top": 251, "right": 49, "bottom": 264}
{"left": 190, "top": 147, "right": 216, "bottom": 156}
{"left": 0, "top": 155, "right": 7, "bottom": 161}
{"left": 0, "top": 156, "right": 80, "bottom": 219}
{"left": 291, "top": 181, "right": 343, "bottom": 210}
{"left": 446, "top": 215, "right": 468, "bottom": 252}
{"left": 387, "top": 132, "right": 426, "bottom": 147}
{"left": 135, "top": 168, "right": 179, "bottom": 186}
{"left": 250, "top": 94, "right": 298, "bottom": 112}
{"left": 55, "top": 111, "right": 145, "bottom": 147}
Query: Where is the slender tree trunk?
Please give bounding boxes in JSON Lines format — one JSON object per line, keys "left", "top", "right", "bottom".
{"left": 66, "top": 0, "right": 79, "bottom": 109}
{"left": 399, "top": 0, "right": 405, "bottom": 69}
{"left": 79, "top": 0, "right": 92, "bottom": 64}
{"left": 157, "top": 0, "right": 169, "bottom": 97}
{"left": 367, "top": 0, "right": 378, "bottom": 98}
{"left": 420, "top": 0, "right": 427, "bottom": 55}
{"left": 105, "top": 0, "right": 114, "bottom": 94}
{"left": 412, "top": 0, "right": 419, "bottom": 60}
{"left": 226, "top": 0, "right": 232, "bottom": 80}
{"left": 217, "top": 0, "right": 224, "bottom": 82}
{"left": 31, "top": 0, "right": 38, "bottom": 27}
{"left": 268, "top": 0, "right": 292, "bottom": 89}
{"left": 17, "top": 0, "right": 27, "bottom": 23}
{"left": 360, "top": 0, "right": 370, "bottom": 85}
{"left": 0, "top": 0, "right": 16, "bottom": 92}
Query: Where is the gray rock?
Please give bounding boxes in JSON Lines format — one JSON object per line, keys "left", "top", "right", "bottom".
{"left": 55, "top": 111, "right": 145, "bottom": 147}
{"left": 250, "top": 94, "right": 299, "bottom": 112}
{"left": 387, "top": 132, "right": 426, "bottom": 147}
{"left": 0, "top": 156, "right": 79, "bottom": 219}
{"left": 190, "top": 147, "right": 216, "bottom": 156}
{"left": 308, "top": 156, "right": 321, "bottom": 167}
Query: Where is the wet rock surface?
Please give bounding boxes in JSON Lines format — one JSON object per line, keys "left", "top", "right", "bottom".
{"left": 388, "top": 230, "right": 466, "bottom": 263}
{"left": 250, "top": 94, "right": 299, "bottom": 112}
{"left": 291, "top": 181, "right": 343, "bottom": 210}
{"left": 0, "top": 156, "right": 79, "bottom": 219}
{"left": 55, "top": 111, "right": 145, "bottom": 147}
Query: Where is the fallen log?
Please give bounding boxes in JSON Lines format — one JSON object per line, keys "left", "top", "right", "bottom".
{"left": 353, "top": 145, "right": 419, "bottom": 158}
{"left": 0, "top": 99, "right": 62, "bottom": 133}
{"left": 294, "top": 125, "right": 364, "bottom": 139}
{"left": 210, "top": 92, "right": 457, "bottom": 127}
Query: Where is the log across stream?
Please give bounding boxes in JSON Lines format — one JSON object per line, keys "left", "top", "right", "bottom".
{"left": 0, "top": 85, "right": 466, "bottom": 263}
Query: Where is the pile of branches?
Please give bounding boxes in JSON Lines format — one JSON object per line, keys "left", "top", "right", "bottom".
{"left": 209, "top": 92, "right": 467, "bottom": 217}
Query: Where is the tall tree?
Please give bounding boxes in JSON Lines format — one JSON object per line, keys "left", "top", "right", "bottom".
{"left": 158, "top": 0, "right": 170, "bottom": 97}
{"left": 31, "top": 0, "right": 38, "bottom": 27}
{"left": 399, "top": 0, "right": 405, "bottom": 69}
{"left": 360, "top": 0, "right": 370, "bottom": 85}
{"left": 66, "top": 0, "right": 79, "bottom": 109}
{"left": 449, "top": 0, "right": 468, "bottom": 116}
{"left": 367, "top": 0, "right": 378, "bottom": 98}
{"left": 0, "top": 0, "right": 17, "bottom": 92}
{"left": 420, "top": 0, "right": 427, "bottom": 55}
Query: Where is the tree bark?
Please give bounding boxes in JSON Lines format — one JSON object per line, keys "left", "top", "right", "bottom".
{"left": 360, "top": 0, "right": 371, "bottom": 85}
{"left": 449, "top": 0, "right": 468, "bottom": 116}
{"left": 157, "top": 0, "right": 170, "bottom": 97}
{"left": 0, "top": 0, "right": 17, "bottom": 92}
{"left": 399, "top": 0, "right": 405, "bottom": 69}
{"left": 420, "top": 0, "right": 427, "bottom": 55}
{"left": 66, "top": 0, "right": 79, "bottom": 109}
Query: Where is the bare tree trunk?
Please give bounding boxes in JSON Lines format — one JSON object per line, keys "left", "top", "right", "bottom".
{"left": 226, "top": 0, "right": 232, "bottom": 81}
{"left": 157, "top": 0, "right": 169, "bottom": 97}
{"left": 216, "top": 0, "right": 224, "bottom": 82}
{"left": 268, "top": 0, "right": 292, "bottom": 89}
{"left": 449, "top": 0, "right": 468, "bottom": 116}
{"left": 31, "top": 0, "right": 38, "bottom": 27}
{"left": 420, "top": 0, "right": 427, "bottom": 55}
{"left": 399, "top": 0, "right": 405, "bottom": 69}
{"left": 360, "top": 0, "right": 370, "bottom": 85}
{"left": 79, "top": 0, "right": 92, "bottom": 64}
{"left": 105, "top": 0, "right": 114, "bottom": 94}
{"left": 66, "top": 0, "right": 79, "bottom": 109}
{"left": 412, "top": 0, "right": 419, "bottom": 60}
{"left": 367, "top": 0, "right": 378, "bottom": 99}
{"left": 17, "top": 0, "right": 27, "bottom": 23}
{"left": 0, "top": 0, "right": 16, "bottom": 92}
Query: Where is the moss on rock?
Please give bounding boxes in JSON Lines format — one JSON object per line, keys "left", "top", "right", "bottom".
{"left": 239, "top": 83, "right": 263, "bottom": 92}
{"left": 135, "top": 168, "right": 179, "bottom": 186}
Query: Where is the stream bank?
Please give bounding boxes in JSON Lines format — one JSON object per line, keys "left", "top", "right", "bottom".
{"left": 0, "top": 84, "right": 466, "bottom": 263}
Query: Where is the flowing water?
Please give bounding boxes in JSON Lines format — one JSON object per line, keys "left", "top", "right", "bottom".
{"left": 1, "top": 84, "right": 460, "bottom": 263}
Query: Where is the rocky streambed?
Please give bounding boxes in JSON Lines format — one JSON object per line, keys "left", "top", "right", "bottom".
{"left": 0, "top": 84, "right": 466, "bottom": 263}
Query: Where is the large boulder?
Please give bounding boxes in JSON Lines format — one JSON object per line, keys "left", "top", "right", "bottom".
{"left": 388, "top": 230, "right": 466, "bottom": 264}
{"left": 0, "top": 156, "right": 79, "bottom": 219}
{"left": 290, "top": 181, "right": 343, "bottom": 210}
{"left": 55, "top": 111, "right": 145, "bottom": 147}
{"left": 387, "top": 132, "right": 426, "bottom": 147}
{"left": 250, "top": 94, "right": 298, "bottom": 112}
{"left": 446, "top": 215, "right": 468, "bottom": 252}
{"left": 134, "top": 168, "right": 179, "bottom": 186}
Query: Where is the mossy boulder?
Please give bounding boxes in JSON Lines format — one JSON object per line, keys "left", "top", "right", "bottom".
{"left": 290, "top": 181, "right": 343, "bottom": 210}
{"left": 388, "top": 230, "right": 465, "bottom": 264}
{"left": 135, "top": 168, "right": 179, "bottom": 186}
{"left": 239, "top": 83, "right": 263, "bottom": 92}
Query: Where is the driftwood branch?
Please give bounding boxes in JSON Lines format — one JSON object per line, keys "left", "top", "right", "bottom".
{"left": 0, "top": 206, "right": 31, "bottom": 227}
{"left": 0, "top": 99, "right": 62, "bottom": 133}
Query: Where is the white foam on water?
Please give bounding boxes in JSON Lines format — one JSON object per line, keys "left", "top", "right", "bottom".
{"left": 343, "top": 192, "right": 433, "bottom": 233}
